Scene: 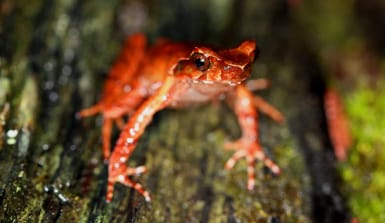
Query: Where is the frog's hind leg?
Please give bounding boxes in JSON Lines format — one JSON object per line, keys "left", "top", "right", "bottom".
{"left": 253, "top": 95, "right": 284, "bottom": 123}
{"left": 103, "top": 91, "right": 148, "bottom": 160}
{"left": 245, "top": 78, "right": 270, "bottom": 91}
{"left": 78, "top": 104, "right": 103, "bottom": 118}
{"left": 101, "top": 118, "right": 113, "bottom": 160}
{"left": 114, "top": 117, "right": 125, "bottom": 129}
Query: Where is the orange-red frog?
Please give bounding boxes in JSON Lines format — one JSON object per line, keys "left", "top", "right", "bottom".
{"left": 79, "top": 33, "right": 284, "bottom": 202}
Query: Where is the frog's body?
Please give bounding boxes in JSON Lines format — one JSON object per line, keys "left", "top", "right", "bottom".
{"left": 79, "top": 33, "right": 284, "bottom": 202}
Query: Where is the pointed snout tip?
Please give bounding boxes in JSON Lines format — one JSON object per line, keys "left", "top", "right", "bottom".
{"left": 238, "top": 40, "right": 259, "bottom": 60}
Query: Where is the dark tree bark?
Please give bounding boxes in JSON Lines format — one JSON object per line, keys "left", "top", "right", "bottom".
{"left": 0, "top": 0, "right": 350, "bottom": 222}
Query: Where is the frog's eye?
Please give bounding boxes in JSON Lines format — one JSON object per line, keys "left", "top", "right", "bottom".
{"left": 191, "top": 53, "right": 210, "bottom": 71}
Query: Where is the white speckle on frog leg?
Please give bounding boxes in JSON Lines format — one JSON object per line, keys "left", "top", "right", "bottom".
{"left": 126, "top": 138, "right": 134, "bottom": 143}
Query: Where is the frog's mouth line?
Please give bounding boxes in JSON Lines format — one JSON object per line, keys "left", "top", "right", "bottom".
{"left": 191, "top": 79, "right": 243, "bottom": 86}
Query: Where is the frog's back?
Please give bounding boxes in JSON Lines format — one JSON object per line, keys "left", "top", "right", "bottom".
{"left": 101, "top": 35, "right": 195, "bottom": 103}
{"left": 136, "top": 39, "right": 194, "bottom": 88}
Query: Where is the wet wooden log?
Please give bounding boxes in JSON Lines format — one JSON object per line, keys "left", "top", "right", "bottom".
{"left": 0, "top": 0, "right": 350, "bottom": 222}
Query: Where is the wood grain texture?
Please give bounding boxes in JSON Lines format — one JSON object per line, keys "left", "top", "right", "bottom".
{"left": 0, "top": 0, "right": 350, "bottom": 222}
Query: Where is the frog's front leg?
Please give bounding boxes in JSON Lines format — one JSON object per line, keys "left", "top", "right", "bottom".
{"left": 106, "top": 76, "right": 178, "bottom": 202}
{"left": 225, "top": 85, "right": 282, "bottom": 190}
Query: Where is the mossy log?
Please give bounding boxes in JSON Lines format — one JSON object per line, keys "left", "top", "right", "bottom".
{"left": 0, "top": 0, "right": 350, "bottom": 222}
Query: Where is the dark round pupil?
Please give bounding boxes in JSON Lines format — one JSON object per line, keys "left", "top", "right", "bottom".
{"left": 195, "top": 57, "right": 206, "bottom": 68}
{"left": 192, "top": 53, "right": 209, "bottom": 71}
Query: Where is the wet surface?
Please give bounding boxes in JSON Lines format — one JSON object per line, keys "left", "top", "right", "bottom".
{"left": 0, "top": 0, "right": 367, "bottom": 222}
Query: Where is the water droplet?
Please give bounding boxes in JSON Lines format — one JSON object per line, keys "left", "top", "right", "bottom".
{"left": 42, "top": 144, "right": 50, "bottom": 151}
{"left": 70, "top": 144, "right": 77, "bottom": 151}
{"left": 65, "top": 181, "right": 71, "bottom": 187}
{"left": 62, "top": 65, "right": 72, "bottom": 76}
{"left": 6, "top": 129, "right": 18, "bottom": 145}
{"left": 49, "top": 92, "right": 59, "bottom": 102}
{"left": 44, "top": 61, "right": 54, "bottom": 72}
{"left": 18, "top": 170, "right": 25, "bottom": 178}
{"left": 43, "top": 81, "right": 54, "bottom": 90}
{"left": 43, "top": 185, "right": 50, "bottom": 192}
{"left": 57, "top": 193, "right": 69, "bottom": 203}
{"left": 64, "top": 49, "right": 75, "bottom": 62}
{"left": 6, "top": 129, "right": 18, "bottom": 138}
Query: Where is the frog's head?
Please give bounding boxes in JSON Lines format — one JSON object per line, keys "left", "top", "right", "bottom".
{"left": 172, "top": 40, "right": 258, "bottom": 85}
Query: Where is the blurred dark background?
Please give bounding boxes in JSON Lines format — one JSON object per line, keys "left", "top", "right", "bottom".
{"left": 1, "top": 0, "right": 384, "bottom": 222}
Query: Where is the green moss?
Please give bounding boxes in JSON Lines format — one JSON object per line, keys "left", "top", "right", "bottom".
{"left": 0, "top": 77, "right": 10, "bottom": 105}
{"left": 340, "top": 78, "right": 385, "bottom": 222}
{"left": 122, "top": 105, "right": 311, "bottom": 223}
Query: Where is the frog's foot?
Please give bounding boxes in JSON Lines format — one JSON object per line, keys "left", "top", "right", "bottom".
{"left": 106, "top": 165, "right": 150, "bottom": 202}
{"left": 224, "top": 139, "right": 280, "bottom": 190}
